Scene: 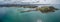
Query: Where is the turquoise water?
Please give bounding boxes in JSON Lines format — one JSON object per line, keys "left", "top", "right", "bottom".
{"left": 0, "top": 4, "right": 60, "bottom": 22}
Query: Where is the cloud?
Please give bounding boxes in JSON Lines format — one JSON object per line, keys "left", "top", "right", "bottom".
{"left": 0, "top": 0, "right": 60, "bottom": 4}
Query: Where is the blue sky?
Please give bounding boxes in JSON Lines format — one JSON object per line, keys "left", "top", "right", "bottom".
{"left": 0, "top": 0, "right": 60, "bottom": 4}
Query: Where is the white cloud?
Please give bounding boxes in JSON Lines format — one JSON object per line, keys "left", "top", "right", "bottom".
{"left": 0, "top": 0, "right": 60, "bottom": 4}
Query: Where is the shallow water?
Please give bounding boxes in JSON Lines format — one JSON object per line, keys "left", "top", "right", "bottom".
{"left": 0, "top": 4, "right": 60, "bottom": 22}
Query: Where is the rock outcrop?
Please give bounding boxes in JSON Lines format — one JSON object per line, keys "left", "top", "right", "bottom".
{"left": 36, "top": 6, "right": 59, "bottom": 13}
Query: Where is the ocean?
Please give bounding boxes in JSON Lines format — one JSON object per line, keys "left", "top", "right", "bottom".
{"left": 0, "top": 4, "right": 60, "bottom": 22}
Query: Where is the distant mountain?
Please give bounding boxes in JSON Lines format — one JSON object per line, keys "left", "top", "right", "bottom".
{"left": 0, "top": 4, "right": 50, "bottom": 7}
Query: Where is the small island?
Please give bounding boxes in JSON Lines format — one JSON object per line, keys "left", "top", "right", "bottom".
{"left": 20, "top": 6, "right": 59, "bottom": 13}
{"left": 36, "top": 6, "right": 59, "bottom": 13}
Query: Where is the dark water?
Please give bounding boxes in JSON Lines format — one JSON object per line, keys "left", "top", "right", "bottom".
{"left": 0, "top": 4, "right": 60, "bottom": 22}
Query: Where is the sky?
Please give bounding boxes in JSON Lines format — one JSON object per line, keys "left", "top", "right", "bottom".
{"left": 0, "top": 0, "right": 60, "bottom": 4}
